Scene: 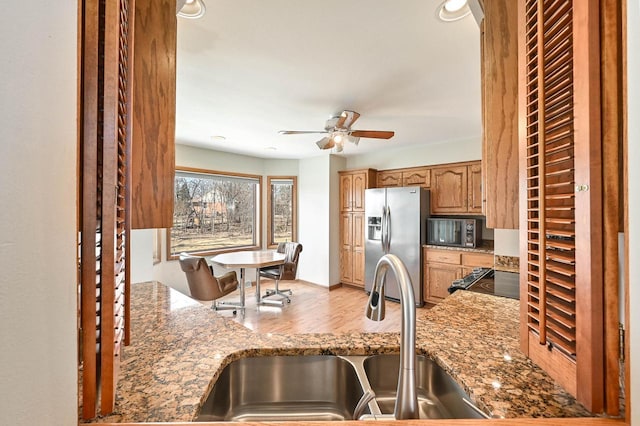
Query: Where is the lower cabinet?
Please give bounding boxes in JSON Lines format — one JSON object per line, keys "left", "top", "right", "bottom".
{"left": 341, "top": 212, "right": 365, "bottom": 287}
{"left": 423, "top": 247, "right": 494, "bottom": 304}
{"left": 424, "top": 262, "right": 462, "bottom": 303}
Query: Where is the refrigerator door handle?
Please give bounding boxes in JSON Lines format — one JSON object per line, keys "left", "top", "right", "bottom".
{"left": 381, "top": 206, "right": 387, "bottom": 253}
{"left": 386, "top": 206, "right": 391, "bottom": 253}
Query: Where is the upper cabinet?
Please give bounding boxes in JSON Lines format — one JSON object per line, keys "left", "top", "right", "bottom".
{"left": 481, "top": 0, "right": 519, "bottom": 229}
{"left": 377, "top": 167, "right": 430, "bottom": 188}
{"left": 340, "top": 169, "right": 376, "bottom": 212}
{"left": 430, "top": 162, "right": 482, "bottom": 215}
{"left": 377, "top": 170, "right": 402, "bottom": 188}
{"left": 130, "top": 0, "right": 177, "bottom": 229}
{"left": 431, "top": 165, "right": 468, "bottom": 213}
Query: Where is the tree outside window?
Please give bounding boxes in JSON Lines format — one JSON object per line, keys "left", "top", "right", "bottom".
{"left": 169, "top": 168, "right": 261, "bottom": 257}
{"left": 267, "top": 176, "right": 296, "bottom": 247}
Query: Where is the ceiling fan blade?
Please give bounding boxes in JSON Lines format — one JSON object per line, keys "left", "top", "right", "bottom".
{"left": 335, "top": 110, "right": 360, "bottom": 129}
{"left": 316, "top": 136, "right": 335, "bottom": 150}
{"left": 350, "top": 130, "right": 395, "bottom": 139}
{"left": 279, "top": 130, "right": 328, "bottom": 135}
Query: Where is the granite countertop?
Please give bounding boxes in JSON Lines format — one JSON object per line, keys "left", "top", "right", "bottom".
{"left": 86, "top": 281, "right": 591, "bottom": 423}
{"left": 424, "top": 240, "right": 494, "bottom": 254}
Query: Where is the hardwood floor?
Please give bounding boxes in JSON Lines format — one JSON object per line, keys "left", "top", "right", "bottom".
{"left": 214, "top": 280, "right": 426, "bottom": 334}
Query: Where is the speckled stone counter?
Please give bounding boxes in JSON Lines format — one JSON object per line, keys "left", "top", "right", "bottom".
{"left": 424, "top": 239, "right": 494, "bottom": 254}
{"left": 85, "top": 281, "right": 591, "bottom": 423}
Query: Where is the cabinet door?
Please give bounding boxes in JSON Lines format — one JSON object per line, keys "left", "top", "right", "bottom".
{"left": 424, "top": 263, "right": 461, "bottom": 304}
{"left": 352, "top": 249, "right": 365, "bottom": 287}
{"left": 340, "top": 174, "right": 353, "bottom": 212}
{"left": 131, "top": 0, "right": 176, "bottom": 229}
{"left": 482, "top": 0, "right": 519, "bottom": 229}
{"left": 468, "top": 163, "right": 483, "bottom": 213}
{"left": 402, "top": 168, "right": 430, "bottom": 187}
{"left": 340, "top": 213, "right": 353, "bottom": 247}
{"left": 377, "top": 171, "right": 402, "bottom": 187}
{"left": 352, "top": 173, "right": 367, "bottom": 211}
{"left": 340, "top": 247, "right": 353, "bottom": 283}
{"left": 352, "top": 213, "right": 364, "bottom": 250}
{"left": 431, "top": 166, "right": 468, "bottom": 213}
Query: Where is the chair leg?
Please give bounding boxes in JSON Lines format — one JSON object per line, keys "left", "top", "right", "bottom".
{"left": 212, "top": 300, "right": 244, "bottom": 315}
{"left": 264, "top": 279, "right": 292, "bottom": 303}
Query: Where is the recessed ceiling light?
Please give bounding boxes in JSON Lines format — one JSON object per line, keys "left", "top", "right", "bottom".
{"left": 265, "top": 146, "right": 277, "bottom": 151}
{"left": 177, "top": 0, "right": 206, "bottom": 19}
{"left": 438, "top": 0, "right": 471, "bottom": 22}
{"left": 211, "top": 135, "right": 226, "bottom": 141}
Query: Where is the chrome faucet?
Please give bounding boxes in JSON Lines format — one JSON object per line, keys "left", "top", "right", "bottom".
{"left": 365, "top": 254, "right": 419, "bottom": 420}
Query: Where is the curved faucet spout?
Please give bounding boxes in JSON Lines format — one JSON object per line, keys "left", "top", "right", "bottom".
{"left": 365, "top": 254, "right": 418, "bottom": 420}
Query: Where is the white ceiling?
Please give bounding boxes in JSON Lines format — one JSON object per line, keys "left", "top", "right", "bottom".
{"left": 175, "top": 0, "right": 482, "bottom": 159}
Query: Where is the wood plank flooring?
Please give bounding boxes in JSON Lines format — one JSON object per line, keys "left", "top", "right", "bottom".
{"left": 214, "top": 280, "right": 425, "bottom": 334}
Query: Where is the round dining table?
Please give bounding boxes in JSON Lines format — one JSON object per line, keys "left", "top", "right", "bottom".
{"left": 209, "top": 250, "right": 287, "bottom": 307}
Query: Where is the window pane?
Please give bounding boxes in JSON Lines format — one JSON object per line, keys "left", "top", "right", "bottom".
{"left": 170, "top": 170, "right": 259, "bottom": 256}
{"left": 268, "top": 177, "right": 296, "bottom": 246}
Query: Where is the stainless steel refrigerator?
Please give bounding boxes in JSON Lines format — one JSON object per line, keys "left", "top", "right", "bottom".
{"left": 364, "top": 187, "right": 429, "bottom": 306}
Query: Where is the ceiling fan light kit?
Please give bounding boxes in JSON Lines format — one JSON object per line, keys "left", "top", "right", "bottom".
{"left": 177, "top": 0, "right": 206, "bottom": 19}
{"left": 280, "top": 110, "right": 394, "bottom": 152}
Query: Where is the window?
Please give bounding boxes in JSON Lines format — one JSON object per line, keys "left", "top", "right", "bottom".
{"left": 169, "top": 168, "right": 261, "bottom": 257}
{"left": 267, "top": 176, "right": 297, "bottom": 248}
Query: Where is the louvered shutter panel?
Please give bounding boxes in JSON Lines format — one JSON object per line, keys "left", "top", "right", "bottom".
{"left": 518, "top": 0, "right": 603, "bottom": 412}
{"left": 80, "top": 0, "right": 132, "bottom": 418}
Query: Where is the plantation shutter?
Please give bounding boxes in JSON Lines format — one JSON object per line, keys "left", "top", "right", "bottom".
{"left": 518, "top": 0, "right": 604, "bottom": 412}
{"left": 79, "top": 0, "right": 132, "bottom": 418}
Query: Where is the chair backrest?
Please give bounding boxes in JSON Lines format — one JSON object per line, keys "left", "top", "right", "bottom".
{"left": 276, "top": 242, "right": 303, "bottom": 280}
{"left": 178, "top": 253, "right": 223, "bottom": 301}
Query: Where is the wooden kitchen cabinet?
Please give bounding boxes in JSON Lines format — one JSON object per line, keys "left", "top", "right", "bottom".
{"left": 377, "top": 170, "right": 402, "bottom": 187}
{"left": 339, "top": 169, "right": 376, "bottom": 287}
{"left": 377, "top": 167, "right": 430, "bottom": 188}
{"left": 430, "top": 165, "right": 468, "bottom": 214}
{"left": 424, "top": 262, "right": 461, "bottom": 303}
{"left": 130, "top": 0, "right": 177, "bottom": 229}
{"left": 340, "top": 212, "right": 365, "bottom": 287}
{"left": 430, "top": 162, "right": 483, "bottom": 215}
{"left": 340, "top": 169, "right": 376, "bottom": 212}
{"left": 468, "top": 163, "right": 483, "bottom": 213}
{"left": 481, "top": 0, "right": 519, "bottom": 229}
{"left": 423, "top": 247, "right": 494, "bottom": 304}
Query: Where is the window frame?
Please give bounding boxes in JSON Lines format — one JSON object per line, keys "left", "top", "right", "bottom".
{"left": 167, "top": 166, "right": 262, "bottom": 260}
{"left": 266, "top": 176, "right": 297, "bottom": 248}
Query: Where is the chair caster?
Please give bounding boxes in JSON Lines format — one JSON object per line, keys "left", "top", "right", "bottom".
{"left": 232, "top": 310, "right": 237, "bottom": 315}
{"left": 287, "top": 299, "right": 291, "bottom": 304}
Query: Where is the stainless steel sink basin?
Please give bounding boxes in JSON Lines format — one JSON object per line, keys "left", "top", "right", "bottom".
{"left": 196, "top": 355, "right": 364, "bottom": 422}
{"left": 363, "top": 354, "right": 486, "bottom": 419}
{"left": 196, "top": 353, "right": 487, "bottom": 421}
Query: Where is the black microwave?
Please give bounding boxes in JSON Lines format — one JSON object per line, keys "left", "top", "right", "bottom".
{"left": 427, "top": 218, "right": 481, "bottom": 248}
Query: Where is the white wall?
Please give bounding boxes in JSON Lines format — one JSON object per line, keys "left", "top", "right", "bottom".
{"left": 494, "top": 229, "right": 519, "bottom": 256}
{"left": 131, "top": 229, "right": 155, "bottom": 283}
{"left": 345, "top": 137, "right": 481, "bottom": 170}
{"left": 297, "top": 155, "right": 333, "bottom": 286}
{"left": 0, "top": 2, "right": 77, "bottom": 425}
{"left": 627, "top": 1, "right": 639, "bottom": 423}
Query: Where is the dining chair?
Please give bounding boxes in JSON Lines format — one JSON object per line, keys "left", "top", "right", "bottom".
{"left": 259, "top": 242, "right": 303, "bottom": 304}
{"left": 179, "top": 252, "right": 243, "bottom": 314}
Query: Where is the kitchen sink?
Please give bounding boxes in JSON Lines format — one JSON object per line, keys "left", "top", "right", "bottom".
{"left": 196, "top": 354, "right": 486, "bottom": 421}
{"left": 195, "top": 355, "right": 365, "bottom": 421}
{"left": 363, "top": 354, "right": 486, "bottom": 419}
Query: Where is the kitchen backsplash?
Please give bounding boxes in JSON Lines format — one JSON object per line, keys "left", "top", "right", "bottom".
{"left": 494, "top": 255, "right": 519, "bottom": 273}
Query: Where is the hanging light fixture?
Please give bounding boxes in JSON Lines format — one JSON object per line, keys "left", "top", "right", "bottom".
{"left": 177, "top": 0, "right": 206, "bottom": 19}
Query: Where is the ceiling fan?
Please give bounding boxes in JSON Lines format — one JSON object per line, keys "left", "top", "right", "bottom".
{"left": 279, "top": 110, "right": 395, "bottom": 152}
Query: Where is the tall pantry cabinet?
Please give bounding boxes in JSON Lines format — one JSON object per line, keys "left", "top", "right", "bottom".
{"left": 339, "top": 169, "right": 376, "bottom": 287}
